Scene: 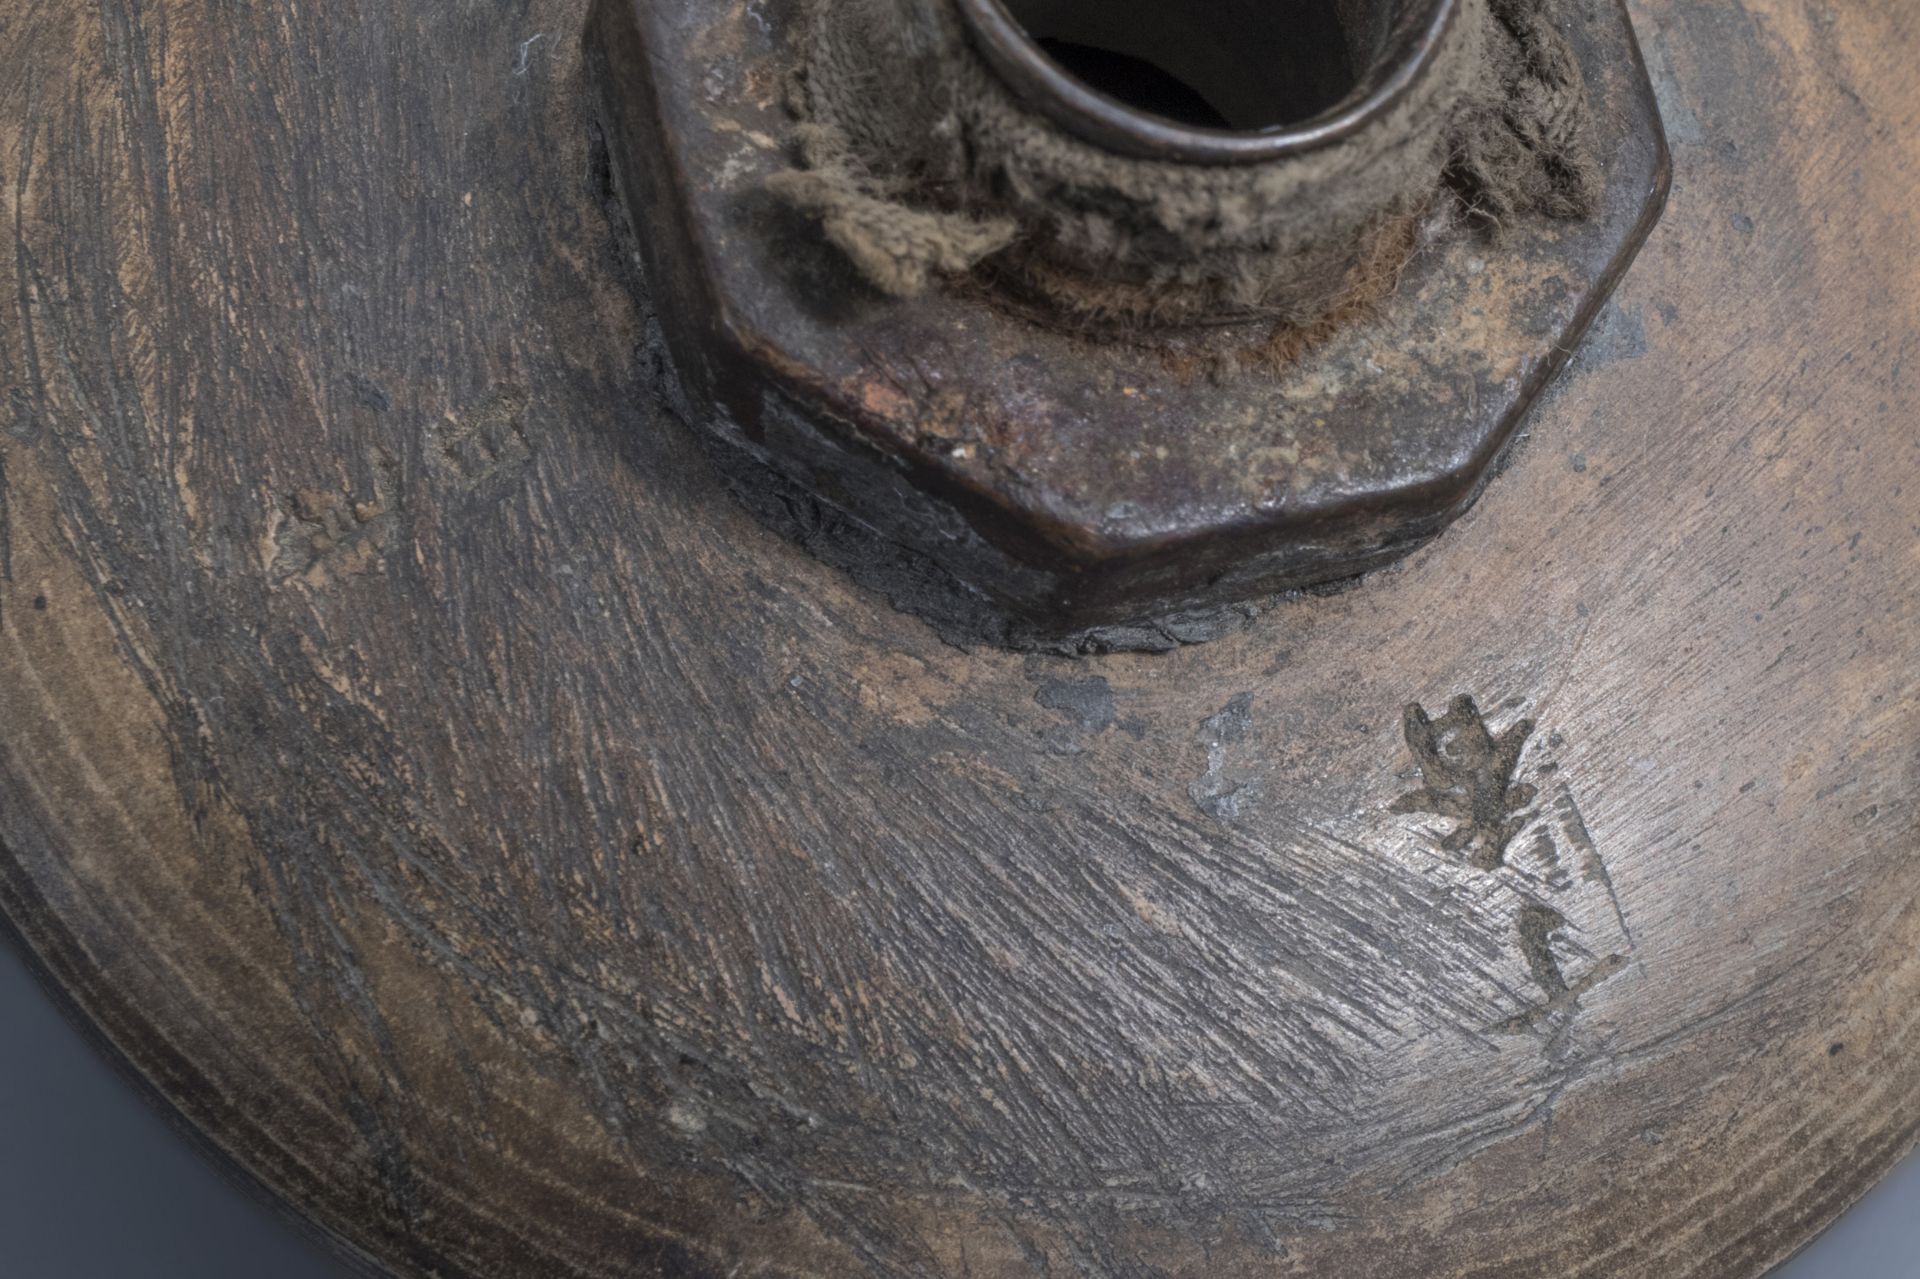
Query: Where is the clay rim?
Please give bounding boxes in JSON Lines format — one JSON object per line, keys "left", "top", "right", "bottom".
{"left": 953, "top": 0, "right": 1461, "bottom": 165}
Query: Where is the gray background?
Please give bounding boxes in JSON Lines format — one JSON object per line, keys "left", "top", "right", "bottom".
{"left": 2, "top": 930, "right": 1914, "bottom": 1277}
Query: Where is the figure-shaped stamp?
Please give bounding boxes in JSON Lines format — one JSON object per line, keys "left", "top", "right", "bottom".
{"left": 1392, "top": 695, "right": 1634, "bottom": 1027}
{"left": 1392, "top": 695, "right": 1538, "bottom": 870}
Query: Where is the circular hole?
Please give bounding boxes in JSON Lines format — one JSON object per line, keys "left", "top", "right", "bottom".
{"left": 958, "top": 0, "right": 1456, "bottom": 162}
{"left": 1002, "top": 0, "right": 1401, "bottom": 131}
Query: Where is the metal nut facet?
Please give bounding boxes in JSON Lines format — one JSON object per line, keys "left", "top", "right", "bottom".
{"left": 586, "top": 0, "right": 1668, "bottom": 650}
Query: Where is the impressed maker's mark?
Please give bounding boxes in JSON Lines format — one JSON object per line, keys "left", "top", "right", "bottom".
{"left": 1392, "top": 694, "right": 1635, "bottom": 1026}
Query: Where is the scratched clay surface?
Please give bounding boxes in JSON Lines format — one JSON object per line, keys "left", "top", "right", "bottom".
{"left": 1, "top": 1, "right": 1917, "bottom": 1277}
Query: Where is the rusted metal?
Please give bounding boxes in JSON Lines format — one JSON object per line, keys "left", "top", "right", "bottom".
{"left": 586, "top": 0, "right": 1669, "bottom": 648}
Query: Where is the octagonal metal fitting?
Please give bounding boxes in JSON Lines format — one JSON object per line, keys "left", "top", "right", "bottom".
{"left": 586, "top": 0, "right": 1670, "bottom": 652}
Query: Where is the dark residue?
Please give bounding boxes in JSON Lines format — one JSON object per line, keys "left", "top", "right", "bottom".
{"left": 347, "top": 373, "right": 392, "bottom": 413}
{"left": 1189, "top": 693, "right": 1260, "bottom": 821}
{"left": 1034, "top": 676, "right": 1115, "bottom": 734}
{"left": 1582, "top": 300, "right": 1647, "bottom": 367}
{"left": 1201, "top": 693, "right": 1254, "bottom": 744}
